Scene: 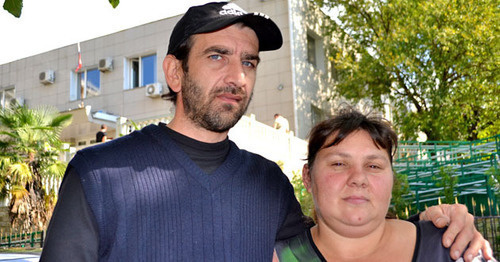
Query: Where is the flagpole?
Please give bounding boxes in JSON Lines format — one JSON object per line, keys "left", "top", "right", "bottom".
{"left": 76, "top": 42, "right": 84, "bottom": 107}
{"left": 75, "top": 42, "right": 82, "bottom": 73}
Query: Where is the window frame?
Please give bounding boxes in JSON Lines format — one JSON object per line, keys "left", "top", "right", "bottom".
{"left": 306, "top": 31, "right": 326, "bottom": 72}
{"left": 0, "top": 86, "right": 16, "bottom": 110}
{"left": 70, "top": 68, "right": 101, "bottom": 101}
{"left": 307, "top": 34, "right": 317, "bottom": 66}
{"left": 311, "top": 104, "right": 328, "bottom": 127}
{"left": 125, "top": 53, "right": 157, "bottom": 90}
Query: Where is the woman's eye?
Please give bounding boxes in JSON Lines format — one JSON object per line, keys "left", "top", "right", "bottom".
{"left": 368, "top": 163, "right": 386, "bottom": 170}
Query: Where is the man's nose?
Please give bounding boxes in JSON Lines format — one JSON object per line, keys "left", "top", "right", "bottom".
{"left": 223, "top": 60, "right": 246, "bottom": 87}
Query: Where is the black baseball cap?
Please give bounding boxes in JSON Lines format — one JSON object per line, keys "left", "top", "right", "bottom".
{"left": 167, "top": 2, "right": 283, "bottom": 55}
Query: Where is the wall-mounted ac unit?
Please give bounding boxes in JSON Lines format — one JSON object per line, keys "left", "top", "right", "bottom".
{"left": 39, "top": 70, "right": 55, "bottom": 84}
{"left": 98, "top": 57, "right": 113, "bottom": 72}
{"left": 145, "top": 83, "right": 163, "bottom": 98}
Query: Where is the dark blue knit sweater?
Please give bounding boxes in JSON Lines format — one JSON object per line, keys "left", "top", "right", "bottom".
{"left": 70, "top": 124, "right": 302, "bottom": 261}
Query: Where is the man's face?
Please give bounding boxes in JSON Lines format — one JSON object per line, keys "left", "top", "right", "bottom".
{"left": 180, "top": 23, "right": 260, "bottom": 132}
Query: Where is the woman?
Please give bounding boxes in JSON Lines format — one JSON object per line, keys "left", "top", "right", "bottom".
{"left": 274, "top": 108, "right": 487, "bottom": 261}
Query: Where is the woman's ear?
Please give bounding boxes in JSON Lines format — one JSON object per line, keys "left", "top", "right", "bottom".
{"left": 163, "top": 54, "right": 183, "bottom": 93}
{"left": 302, "top": 164, "right": 312, "bottom": 193}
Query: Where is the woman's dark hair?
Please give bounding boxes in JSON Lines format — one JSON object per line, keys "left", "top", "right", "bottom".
{"left": 307, "top": 108, "right": 398, "bottom": 169}
{"left": 161, "top": 36, "right": 193, "bottom": 104}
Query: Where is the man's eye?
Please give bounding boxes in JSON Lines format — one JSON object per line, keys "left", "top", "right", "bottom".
{"left": 242, "top": 61, "right": 256, "bottom": 68}
{"left": 209, "top": 54, "right": 222, "bottom": 60}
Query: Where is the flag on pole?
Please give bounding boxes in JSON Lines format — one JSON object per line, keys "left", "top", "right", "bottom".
{"left": 75, "top": 42, "right": 82, "bottom": 72}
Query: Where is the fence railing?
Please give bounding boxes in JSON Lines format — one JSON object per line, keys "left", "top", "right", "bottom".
{"left": 475, "top": 216, "right": 499, "bottom": 258}
{"left": 394, "top": 134, "right": 499, "bottom": 214}
{"left": 0, "top": 229, "right": 44, "bottom": 248}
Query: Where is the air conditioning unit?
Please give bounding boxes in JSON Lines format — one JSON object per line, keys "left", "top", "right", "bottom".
{"left": 98, "top": 57, "right": 113, "bottom": 72}
{"left": 39, "top": 70, "right": 55, "bottom": 84}
{"left": 145, "top": 83, "right": 163, "bottom": 98}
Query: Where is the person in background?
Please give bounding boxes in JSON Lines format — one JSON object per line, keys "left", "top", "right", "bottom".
{"left": 95, "top": 124, "right": 108, "bottom": 143}
{"left": 41, "top": 2, "right": 492, "bottom": 261}
{"left": 274, "top": 108, "right": 495, "bottom": 261}
{"left": 274, "top": 113, "right": 290, "bottom": 133}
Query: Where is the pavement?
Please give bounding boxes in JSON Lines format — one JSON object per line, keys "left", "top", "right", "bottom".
{"left": 0, "top": 253, "right": 40, "bottom": 261}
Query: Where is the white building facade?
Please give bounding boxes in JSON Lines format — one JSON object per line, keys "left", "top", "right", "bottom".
{"left": 0, "top": 0, "right": 340, "bottom": 176}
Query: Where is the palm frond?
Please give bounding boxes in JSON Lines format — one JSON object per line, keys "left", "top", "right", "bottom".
{"left": 50, "top": 114, "right": 73, "bottom": 129}
{"left": 9, "top": 185, "right": 29, "bottom": 200}
{"left": 9, "top": 163, "right": 32, "bottom": 184}
{"left": 41, "top": 162, "right": 67, "bottom": 179}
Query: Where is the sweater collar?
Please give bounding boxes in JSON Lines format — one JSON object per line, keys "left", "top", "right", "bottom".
{"left": 143, "top": 123, "right": 243, "bottom": 191}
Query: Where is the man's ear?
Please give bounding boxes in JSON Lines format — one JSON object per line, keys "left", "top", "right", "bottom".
{"left": 163, "top": 54, "right": 183, "bottom": 93}
{"left": 302, "top": 164, "right": 312, "bottom": 193}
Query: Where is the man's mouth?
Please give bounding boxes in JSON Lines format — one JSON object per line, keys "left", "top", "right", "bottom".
{"left": 217, "top": 93, "right": 243, "bottom": 103}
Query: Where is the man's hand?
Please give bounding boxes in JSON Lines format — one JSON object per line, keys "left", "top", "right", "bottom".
{"left": 419, "top": 203, "right": 495, "bottom": 261}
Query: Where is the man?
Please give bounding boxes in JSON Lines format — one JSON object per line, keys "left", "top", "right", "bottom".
{"left": 41, "top": 2, "right": 492, "bottom": 261}
{"left": 95, "top": 124, "right": 107, "bottom": 143}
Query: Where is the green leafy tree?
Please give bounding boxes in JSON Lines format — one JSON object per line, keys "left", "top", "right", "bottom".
{"left": 0, "top": 104, "right": 72, "bottom": 230}
{"left": 276, "top": 161, "right": 315, "bottom": 218}
{"left": 433, "top": 166, "right": 459, "bottom": 204}
{"left": 290, "top": 170, "right": 315, "bottom": 219}
{"left": 389, "top": 171, "right": 410, "bottom": 219}
{"left": 487, "top": 166, "right": 500, "bottom": 203}
{"left": 315, "top": 0, "right": 499, "bottom": 141}
{"left": 3, "top": 0, "right": 119, "bottom": 17}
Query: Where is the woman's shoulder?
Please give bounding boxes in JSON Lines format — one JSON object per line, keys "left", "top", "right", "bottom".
{"left": 387, "top": 218, "right": 416, "bottom": 231}
{"left": 414, "top": 220, "right": 486, "bottom": 262}
{"left": 274, "top": 229, "right": 325, "bottom": 262}
{"left": 413, "top": 220, "right": 453, "bottom": 261}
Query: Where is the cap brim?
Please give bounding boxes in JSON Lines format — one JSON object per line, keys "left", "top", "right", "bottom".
{"left": 193, "top": 13, "right": 283, "bottom": 52}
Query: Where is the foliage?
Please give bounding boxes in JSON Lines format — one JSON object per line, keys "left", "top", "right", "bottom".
{"left": 315, "top": 0, "right": 499, "bottom": 141}
{"left": 108, "top": 0, "right": 119, "bottom": 8}
{"left": 3, "top": 0, "right": 119, "bottom": 18}
{"left": 2, "top": 0, "right": 21, "bottom": 17}
{"left": 487, "top": 166, "right": 500, "bottom": 200}
{"left": 389, "top": 171, "right": 410, "bottom": 219}
{"left": 290, "top": 169, "right": 315, "bottom": 219}
{"left": 275, "top": 160, "right": 314, "bottom": 219}
{"left": 0, "top": 104, "right": 72, "bottom": 230}
{"left": 433, "top": 166, "right": 459, "bottom": 204}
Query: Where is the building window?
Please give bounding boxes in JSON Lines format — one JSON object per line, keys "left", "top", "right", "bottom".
{"left": 330, "top": 60, "right": 339, "bottom": 82}
{"left": 70, "top": 68, "right": 101, "bottom": 101}
{"left": 307, "top": 34, "right": 317, "bottom": 66}
{"left": 0, "top": 87, "right": 15, "bottom": 109}
{"left": 311, "top": 104, "right": 328, "bottom": 127}
{"left": 306, "top": 31, "right": 325, "bottom": 71}
{"left": 126, "top": 54, "right": 157, "bottom": 89}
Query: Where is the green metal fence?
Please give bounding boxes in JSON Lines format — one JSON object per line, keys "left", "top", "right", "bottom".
{"left": 475, "top": 216, "right": 500, "bottom": 258}
{"left": 394, "top": 134, "right": 500, "bottom": 215}
{"left": 0, "top": 230, "right": 44, "bottom": 248}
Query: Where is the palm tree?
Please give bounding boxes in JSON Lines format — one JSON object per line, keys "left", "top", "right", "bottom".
{"left": 0, "top": 103, "right": 72, "bottom": 230}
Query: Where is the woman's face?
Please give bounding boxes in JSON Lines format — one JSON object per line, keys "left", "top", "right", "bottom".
{"left": 303, "top": 130, "right": 393, "bottom": 237}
